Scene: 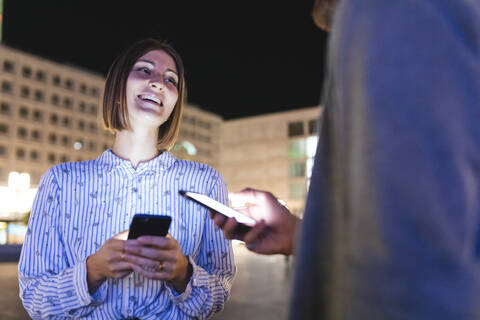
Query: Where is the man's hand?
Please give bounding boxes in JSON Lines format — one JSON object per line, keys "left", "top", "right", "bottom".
{"left": 210, "top": 188, "right": 300, "bottom": 255}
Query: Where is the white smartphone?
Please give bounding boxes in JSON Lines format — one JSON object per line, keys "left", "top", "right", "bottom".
{"left": 179, "top": 190, "right": 256, "bottom": 227}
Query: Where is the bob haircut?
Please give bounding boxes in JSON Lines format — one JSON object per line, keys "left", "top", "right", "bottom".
{"left": 103, "top": 38, "right": 185, "bottom": 151}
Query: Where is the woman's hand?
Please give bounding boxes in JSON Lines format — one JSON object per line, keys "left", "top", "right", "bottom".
{"left": 123, "top": 235, "right": 192, "bottom": 293}
{"left": 86, "top": 230, "right": 132, "bottom": 294}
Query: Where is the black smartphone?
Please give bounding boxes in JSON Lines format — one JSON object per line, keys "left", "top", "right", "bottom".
{"left": 179, "top": 190, "right": 256, "bottom": 234}
{"left": 128, "top": 214, "right": 172, "bottom": 239}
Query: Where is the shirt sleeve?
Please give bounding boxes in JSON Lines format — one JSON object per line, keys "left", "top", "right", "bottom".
{"left": 162, "top": 173, "right": 236, "bottom": 319}
{"left": 18, "top": 167, "right": 108, "bottom": 319}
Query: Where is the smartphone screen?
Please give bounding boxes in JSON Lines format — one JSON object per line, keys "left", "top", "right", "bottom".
{"left": 128, "top": 214, "right": 172, "bottom": 239}
{"left": 179, "top": 190, "right": 256, "bottom": 228}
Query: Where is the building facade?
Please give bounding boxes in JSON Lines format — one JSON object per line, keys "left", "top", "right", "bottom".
{"left": 219, "top": 107, "right": 322, "bottom": 216}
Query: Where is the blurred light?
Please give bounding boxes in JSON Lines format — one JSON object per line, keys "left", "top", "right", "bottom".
{"left": 73, "top": 141, "right": 82, "bottom": 150}
{"left": 8, "top": 171, "right": 30, "bottom": 192}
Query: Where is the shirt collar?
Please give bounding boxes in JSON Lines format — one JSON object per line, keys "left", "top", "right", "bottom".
{"left": 96, "top": 149, "right": 177, "bottom": 175}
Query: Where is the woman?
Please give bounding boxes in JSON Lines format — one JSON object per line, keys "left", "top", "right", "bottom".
{"left": 18, "top": 38, "right": 236, "bottom": 319}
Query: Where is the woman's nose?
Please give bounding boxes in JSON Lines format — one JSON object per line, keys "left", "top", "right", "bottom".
{"left": 149, "top": 76, "right": 164, "bottom": 90}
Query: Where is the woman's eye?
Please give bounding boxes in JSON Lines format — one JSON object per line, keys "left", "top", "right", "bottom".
{"left": 137, "top": 67, "right": 150, "bottom": 74}
{"left": 165, "top": 77, "right": 178, "bottom": 86}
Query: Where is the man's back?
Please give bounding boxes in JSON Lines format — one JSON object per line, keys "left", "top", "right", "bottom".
{"left": 291, "top": 0, "right": 480, "bottom": 318}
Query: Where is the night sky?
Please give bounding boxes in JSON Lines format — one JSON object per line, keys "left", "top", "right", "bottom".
{"left": 3, "top": 0, "right": 328, "bottom": 120}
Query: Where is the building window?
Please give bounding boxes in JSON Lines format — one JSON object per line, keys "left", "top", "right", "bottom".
{"left": 34, "top": 90, "right": 45, "bottom": 102}
{"left": 78, "top": 120, "right": 85, "bottom": 131}
{"left": 16, "top": 148, "right": 26, "bottom": 160}
{"left": 1, "top": 81, "right": 12, "bottom": 94}
{"left": 48, "top": 133, "right": 57, "bottom": 144}
{"left": 35, "top": 70, "right": 46, "bottom": 82}
{"left": 0, "top": 123, "right": 8, "bottom": 135}
{"left": 289, "top": 181, "right": 307, "bottom": 199}
{"left": 88, "top": 141, "right": 96, "bottom": 152}
{"left": 78, "top": 101, "right": 86, "bottom": 113}
{"left": 288, "top": 121, "right": 304, "bottom": 137}
{"left": 51, "top": 94, "right": 60, "bottom": 106}
{"left": 63, "top": 97, "right": 72, "bottom": 109}
{"left": 80, "top": 83, "right": 87, "bottom": 94}
{"left": 21, "top": 86, "right": 30, "bottom": 98}
{"left": 60, "top": 155, "right": 69, "bottom": 162}
{"left": 52, "top": 75, "right": 61, "bottom": 86}
{"left": 89, "top": 104, "right": 98, "bottom": 115}
{"left": 0, "top": 145, "right": 7, "bottom": 157}
{"left": 48, "top": 153, "right": 56, "bottom": 164}
{"left": 17, "top": 127, "right": 28, "bottom": 139}
{"left": 65, "top": 79, "right": 74, "bottom": 90}
{"left": 30, "top": 150, "right": 40, "bottom": 161}
{"left": 62, "top": 116, "right": 71, "bottom": 127}
{"left": 288, "top": 139, "right": 306, "bottom": 158}
{"left": 31, "top": 130, "right": 42, "bottom": 141}
{"left": 3, "top": 60, "right": 14, "bottom": 73}
{"left": 19, "top": 107, "right": 29, "bottom": 119}
{"left": 89, "top": 122, "right": 97, "bottom": 133}
{"left": 308, "top": 119, "right": 318, "bottom": 135}
{"left": 32, "top": 110, "right": 43, "bottom": 122}
{"left": 50, "top": 113, "right": 59, "bottom": 125}
{"left": 61, "top": 135, "right": 70, "bottom": 147}
{"left": 91, "top": 87, "right": 99, "bottom": 97}
{"left": 0, "top": 102, "right": 11, "bottom": 115}
{"left": 22, "top": 66, "right": 32, "bottom": 78}
{"left": 289, "top": 162, "right": 306, "bottom": 177}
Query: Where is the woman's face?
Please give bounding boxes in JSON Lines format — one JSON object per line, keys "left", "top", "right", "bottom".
{"left": 125, "top": 49, "right": 179, "bottom": 129}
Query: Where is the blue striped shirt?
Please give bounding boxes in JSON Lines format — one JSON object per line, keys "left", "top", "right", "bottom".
{"left": 18, "top": 149, "right": 236, "bottom": 319}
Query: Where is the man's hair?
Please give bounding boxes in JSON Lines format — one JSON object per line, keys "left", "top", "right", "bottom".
{"left": 312, "top": 0, "right": 339, "bottom": 31}
{"left": 103, "top": 38, "right": 185, "bottom": 151}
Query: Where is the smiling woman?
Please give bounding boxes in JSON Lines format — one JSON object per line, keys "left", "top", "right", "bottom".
{"left": 18, "top": 38, "right": 236, "bottom": 320}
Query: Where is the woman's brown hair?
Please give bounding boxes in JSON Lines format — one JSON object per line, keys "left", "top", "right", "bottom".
{"left": 103, "top": 38, "right": 185, "bottom": 151}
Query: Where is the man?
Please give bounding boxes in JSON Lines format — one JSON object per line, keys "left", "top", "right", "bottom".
{"left": 213, "top": 0, "right": 480, "bottom": 318}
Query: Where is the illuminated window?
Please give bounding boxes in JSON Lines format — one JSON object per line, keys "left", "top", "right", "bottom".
{"left": 288, "top": 139, "right": 306, "bottom": 158}
{"left": 289, "top": 162, "right": 305, "bottom": 177}
{"left": 289, "top": 182, "right": 307, "bottom": 199}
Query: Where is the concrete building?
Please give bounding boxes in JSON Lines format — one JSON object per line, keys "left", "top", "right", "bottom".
{"left": 219, "top": 106, "right": 322, "bottom": 216}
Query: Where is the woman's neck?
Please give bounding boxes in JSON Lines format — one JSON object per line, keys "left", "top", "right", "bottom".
{"left": 112, "top": 128, "right": 160, "bottom": 168}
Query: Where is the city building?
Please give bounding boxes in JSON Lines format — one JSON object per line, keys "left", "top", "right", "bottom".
{"left": 219, "top": 106, "right": 322, "bottom": 216}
